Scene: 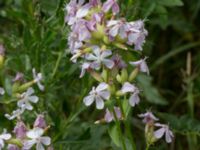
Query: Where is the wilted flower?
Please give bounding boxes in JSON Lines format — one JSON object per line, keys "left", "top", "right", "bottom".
{"left": 17, "top": 88, "right": 39, "bottom": 111}
{"left": 0, "top": 87, "right": 5, "bottom": 95}
{"left": 7, "top": 144, "right": 20, "bottom": 150}
{"left": 102, "top": 0, "right": 119, "bottom": 15}
{"left": 0, "top": 129, "right": 11, "bottom": 149}
{"left": 104, "top": 107, "right": 122, "bottom": 123}
{"left": 12, "top": 72, "right": 24, "bottom": 83}
{"left": 13, "top": 121, "right": 27, "bottom": 139}
{"left": 154, "top": 123, "right": 174, "bottom": 143}
{"left": 86, "top": 46, "right": 114, "bottom": 70}
{"left": 32, "top": 68, "right": 44, "bottom": 91}
{"left": 121, "top": 82, "right": 140, "bottom": 107}
{"left": 111, "top": 55, "right": 127, "bottom": 69}
{"left": 5, "top": 106, "right": 25, "bottom": 120}
{"left": 126, "top": 20, "right": 148, "bottom": 50}
{"left": 34, "top": 115, "right": 47, "bottom": 129}
{"left": 130, "top": 57, "right": 149, "bottom": 75}
{"left": 23, "top": 128, "right": 51, "bottom": 150}
{"left": 138, "top": 111, "right": 158, "bottom": 124}
{"left": 83, "top": 82, "right": 110, "bottom": 109}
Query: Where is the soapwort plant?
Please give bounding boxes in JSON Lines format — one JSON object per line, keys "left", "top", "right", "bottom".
{"left": 66, "top": 0, "right": 173, "bottom": 149}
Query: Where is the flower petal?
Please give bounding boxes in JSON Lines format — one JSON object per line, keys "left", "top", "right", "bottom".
{"left": 129, "top": 93, "right": 140, "bottom": 107}
{"left": 121, "top": 82, "right": 136, "bottom": 93}
{"left": 40, "top": 137, "right": 51, "bottom": 146}
{"left": 98, "top": 91, "right": 110, "bottom": 100}
{"left": 29, "top": 96, "right": 39, "bottom": 103}
{"left": 154, "top": 128, "right": 165, "bottom": 139}
{"left": 96, "top": 82, "right": 108, "bottom": 92}
{"left": 83, "top": 95, "right": 95, "bottom": 106}
{"left": 95, "top": 96, "right": 104, "bottom": 109}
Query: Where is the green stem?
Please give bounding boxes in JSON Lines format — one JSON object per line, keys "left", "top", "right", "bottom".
{"left": 51, "top": 52, "right": 62, "bottom": 78}
{"left": 145, "top": 144, "right": 150, "bottom": 150}
{"left": 112, "top": 107, "right": 127, "bottom": 150}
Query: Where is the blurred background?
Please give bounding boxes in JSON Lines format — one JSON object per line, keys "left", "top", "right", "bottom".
{"left": 0, "top": 0, "right": 200, "bottom": 149}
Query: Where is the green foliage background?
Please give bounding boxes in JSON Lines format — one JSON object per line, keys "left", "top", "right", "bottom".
{"left": 0, "top": 0, "right": 200, "bottom": 149}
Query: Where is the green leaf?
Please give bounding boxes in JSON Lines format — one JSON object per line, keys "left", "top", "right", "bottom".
{"left": 137, "top": 74, "right": 168, "bottom": 105}
{"left": 158, "top": 0, "right": 184, "bottom": 7}
{"left": 108, "top": 124, "right": 120, "bottom": 147}
{"left": 159, "top": 113, "right": 200, "bottom": 135}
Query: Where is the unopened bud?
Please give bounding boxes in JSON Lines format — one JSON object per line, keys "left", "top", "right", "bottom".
{"left": 129, "top": 68, "right": 139, "bottom": 82}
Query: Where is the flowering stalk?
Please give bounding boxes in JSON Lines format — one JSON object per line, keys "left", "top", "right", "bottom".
{"left": 65, "top": 0, "right": 174, "bottom": 149}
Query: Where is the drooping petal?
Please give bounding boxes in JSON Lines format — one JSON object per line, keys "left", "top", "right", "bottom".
{"left": 36, "top": 142, "right": 45, "bottom": 150}
{"left": 40, "top": 137, "right": 51, "bottom": 146}
{"left": 129, "top": 93, "right": 140, "bottom": 107}
{"left": 104, "top": 109, "right": 113, "bottom": 123}
{"left": 165, "top": 130, "right": 173, "bottom": 143}
{"left": 23, "top": 139, "right": 37, "bottom": 150}
{"left": 154, "top": 128, "right": 165, "bottom": 139}
{"left": 83, "top": 95, "right": 95, "bottom": 106}
{"left": 95, "top": 96, "right": 104, "bottom": 109}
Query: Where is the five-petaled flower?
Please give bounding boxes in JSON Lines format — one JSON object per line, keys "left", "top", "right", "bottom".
{"left": 83, "top": 82, "right": 110, "bottom": 109}
{"left": 154, "top": 123, "right": 174, "bottom": 143}
{"left": 121, "top": 82, "right": 140, "bottom": 107}
{"left": 86, "top": 46, "right": 114, "bottom": 70}
{"left": 23, "top": 128, "right": 51, "bottom": 150}
{"left": 18, "top": 88, "right": 39, "bottom": 111}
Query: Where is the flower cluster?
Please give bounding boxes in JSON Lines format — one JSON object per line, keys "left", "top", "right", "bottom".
{"left": 66, "top": 0, "right": 173, "bottom": 146}
{"left": 0, "top": 46, "right": 52, "bottom": 150}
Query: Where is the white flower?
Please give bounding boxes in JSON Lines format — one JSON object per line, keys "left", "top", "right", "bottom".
{"left": 18, "top": 88, "right": 39, "bottom": 111}
{"left": 33, "top": 68, "right": 44, "bottom": 91}
{"left": 138, "top": 111, "right": 158, "bottom": 124}
{"left": 0, "top": 87, "right": 5, "bottom": 95}
{"left": 5, "top": 106, "right": 25, "bottom": 120}
{"left": 23, "top": 128, "right": 51, "bottom": 150}
{"left": 154, "top": 123, "right": 174, "bottom": 143}
{"left": 86, "top": 46, "right": 114, "bottom": 70}
{"left": 129, "top": 57, "right": 149, "bottom": 75}
{"left": 121, "top": 82, "right": 140, "bottom": 107}
{"left": 0, "top": 129, "right": 11, "bottom": 149}
{"left": 83, "top": 82, "right": 110, "bottom": 109}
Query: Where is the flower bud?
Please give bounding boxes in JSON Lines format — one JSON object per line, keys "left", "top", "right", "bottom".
{"left": 145, "top": 123, "right": 157, "bottom": 146}
{"left": 89, "top": 70, "right": 103, "bottom": 82}
{"left": 129, "top": 68, "right": 139, "bottom": 82}
{"left": 116, "top": 74, "right": 122, "bottom": 83}
{"left": 34, "top": 115, "right": 47, "bottom": 129}
{"left": 121, "top": 69, "right": 128, "bottom": 83}
{"left": 102, "top": 69, "right": 108, "bottom": 81}
{"left": 13, "top": 121, "right": 27, "bottom": 139}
